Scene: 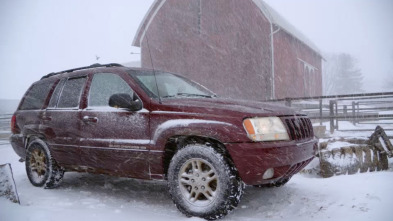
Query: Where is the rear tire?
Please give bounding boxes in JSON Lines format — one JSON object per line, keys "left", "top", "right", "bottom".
{"left": 25, "top": 139, "right": 64, "bottom": 189}
{"left": 168, "top": 144, "right": 243, "bottom": 220}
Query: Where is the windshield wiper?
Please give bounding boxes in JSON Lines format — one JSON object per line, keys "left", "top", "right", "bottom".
{"left": 177, "top": 93, "right": 215, "bottom": 98}
{"left": 162, "top": 93, "right": 216, "bottom": 98}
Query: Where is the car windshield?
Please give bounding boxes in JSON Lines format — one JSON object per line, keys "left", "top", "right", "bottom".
{"left": 129, "top": 70, "right": 216, "bottom": 99}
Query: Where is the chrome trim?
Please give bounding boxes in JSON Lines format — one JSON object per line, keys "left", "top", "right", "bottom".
{"left": 296, "top": 139, "right": 317, "bottom": 147}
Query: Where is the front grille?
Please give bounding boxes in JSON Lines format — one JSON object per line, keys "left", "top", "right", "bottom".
{"left": 283, "top": 117, "right": 314, "bottom": 140}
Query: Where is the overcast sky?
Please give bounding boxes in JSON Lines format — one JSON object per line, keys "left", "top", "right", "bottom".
{"left": 1, "top": 0, "right": 392, "bottom": 100}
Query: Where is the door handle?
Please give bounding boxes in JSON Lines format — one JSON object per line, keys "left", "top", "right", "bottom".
{"left": 42, "top": 116, "right": 52, "bottom": 121}
{"left": 41, "top": 113, "right": 52, "bottom": 121}
{"left": 82, "top": 116, "right": 98, "bottom": 123}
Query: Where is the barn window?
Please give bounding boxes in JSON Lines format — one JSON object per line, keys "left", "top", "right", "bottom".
{"left": 299, "top": 58, "right": 317, "bottom": 97}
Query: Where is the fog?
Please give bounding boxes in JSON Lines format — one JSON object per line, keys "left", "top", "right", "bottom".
{"left": 0, "top": 0, "right": 392, "bottom": 100}
{"left": 266, "top": 0, "right": 393, "bottom": 93}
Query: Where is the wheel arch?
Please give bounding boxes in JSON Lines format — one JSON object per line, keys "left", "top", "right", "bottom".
{"left": 24, "top": 134, "right": 47, "bottom": 150}
{"left": 162, "top": 135, "right": 237, "bottom": 177}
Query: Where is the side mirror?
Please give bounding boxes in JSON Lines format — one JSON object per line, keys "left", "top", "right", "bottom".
{"left": 109, "top": 93, "right": 142, "bottom": 111}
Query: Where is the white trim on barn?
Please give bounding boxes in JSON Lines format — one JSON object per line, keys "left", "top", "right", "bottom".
{"left": 252, "top": 0, "right": 322, "bottom": 56}
{"left": 132, "top": 0, "right": 167, "bottom": 47}
{"left": 298, "top": 58, "right": 319, "bottom": 71}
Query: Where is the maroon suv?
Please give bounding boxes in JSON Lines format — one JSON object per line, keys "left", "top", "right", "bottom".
{"left": 10, "top": 63, "right": 317, "bottom": 220}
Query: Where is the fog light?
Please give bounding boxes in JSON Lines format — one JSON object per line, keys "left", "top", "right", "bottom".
{"left": 262, "top": 168, "right": 274, "bottom": 180}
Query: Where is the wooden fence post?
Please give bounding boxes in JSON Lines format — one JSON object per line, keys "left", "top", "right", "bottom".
{"left": 352, "top": 101, "right": 356, "bottom": 125}
{"left": 329, "top": 100, "right": 335, "bottom": 133}
{"left": 319, "top": 99, "right": 323, "bottom": 126}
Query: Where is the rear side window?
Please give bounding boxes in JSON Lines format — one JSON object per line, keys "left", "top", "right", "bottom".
{"left": 57, "top": 77, "right": 87, "bottom": 108}
{"left": 20, "top": 81, "right": 55, "bottom": 110}
{"left": 48, "top": 79, "right": 65, "bottom": 108}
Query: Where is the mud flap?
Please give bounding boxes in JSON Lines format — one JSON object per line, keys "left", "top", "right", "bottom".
{"left": 0, "top": 163, "right": 20, "bottom": 204}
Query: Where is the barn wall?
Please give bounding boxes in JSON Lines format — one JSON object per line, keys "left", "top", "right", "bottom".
{"left": 273, "top": 30, "right": 322, "bottom": 99}
{"left": 141, "top": 0, "right": 273, "bottom": 101}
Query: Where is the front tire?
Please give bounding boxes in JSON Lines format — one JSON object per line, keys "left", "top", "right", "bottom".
{"left": 25, "top": 139, "right": 64, "bottom": 189}
{"left": 168, "top": 144, "right": 243, "bottom": 220}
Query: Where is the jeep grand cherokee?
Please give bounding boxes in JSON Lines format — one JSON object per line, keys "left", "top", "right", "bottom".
{"left": 10, "top": 63, "right": 317, "bottom": 220}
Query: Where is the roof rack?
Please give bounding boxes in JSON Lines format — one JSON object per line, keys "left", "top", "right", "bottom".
{"left": 41, "top": 63, "right": 124, "bottom": 79}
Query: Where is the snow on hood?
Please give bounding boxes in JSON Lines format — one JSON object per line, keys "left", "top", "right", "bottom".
{"left": 156, "top": 98, "right": 298, "bottom": 118}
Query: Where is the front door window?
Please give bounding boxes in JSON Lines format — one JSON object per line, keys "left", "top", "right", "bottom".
{"left": 88, "top": 73, "right": 135, "bottom": 107}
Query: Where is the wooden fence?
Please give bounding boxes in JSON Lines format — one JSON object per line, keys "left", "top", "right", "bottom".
{"left": 267, "top": 92, "right": 393, "bottom": 134}
{"left": 0, "top": 114, "right": 12, "bottom": 145}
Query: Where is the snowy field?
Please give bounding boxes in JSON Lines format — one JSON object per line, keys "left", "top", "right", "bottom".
{"left": 1, "top": 142, "right": 392, "bottom": 221}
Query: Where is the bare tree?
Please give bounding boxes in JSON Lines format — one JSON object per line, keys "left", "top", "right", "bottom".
{"left": 323, "top": 53, "right": 364, "bottom": 95}
{"left": 383, "top": 52, "right": 393, "bottom": 91}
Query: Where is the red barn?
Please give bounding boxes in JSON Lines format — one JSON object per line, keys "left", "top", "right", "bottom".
{"left": 132, "top": 0, "right": 323, "bottom": 100}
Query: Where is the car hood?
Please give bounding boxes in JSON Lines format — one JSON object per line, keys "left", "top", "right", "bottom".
{"left": 155, "top": 98, "right": 299, "bottom": 118}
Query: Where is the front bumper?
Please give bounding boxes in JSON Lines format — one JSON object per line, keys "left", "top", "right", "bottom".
{"left": 226, "top": 138, "right": 318, "bottom": 185}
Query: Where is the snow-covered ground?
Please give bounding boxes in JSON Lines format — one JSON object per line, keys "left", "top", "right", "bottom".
{"left": 1, "top": 143, "right": 392, "bottom": 221}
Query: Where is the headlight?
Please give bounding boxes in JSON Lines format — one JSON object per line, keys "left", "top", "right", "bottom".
{"left": 243, "top": 117, "right": 290, "bottom": 142}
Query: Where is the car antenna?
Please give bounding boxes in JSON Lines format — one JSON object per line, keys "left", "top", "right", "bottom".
{"left": 145, "top": 34, "right": 162, "bottom": 104}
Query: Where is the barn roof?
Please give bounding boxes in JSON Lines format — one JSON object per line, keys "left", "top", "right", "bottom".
{"left": 132, "top": 0, "right": 322, "bottom": 56}
{"left": 132, "top": 0, "right": 164, "bottom": 47}
{"left": 252, "top": 0, "right": 322, "bottom": 56}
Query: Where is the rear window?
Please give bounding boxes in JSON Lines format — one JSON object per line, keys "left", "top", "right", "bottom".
{"left": 19, "top": 81, "right": 55, "bottom": 110}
